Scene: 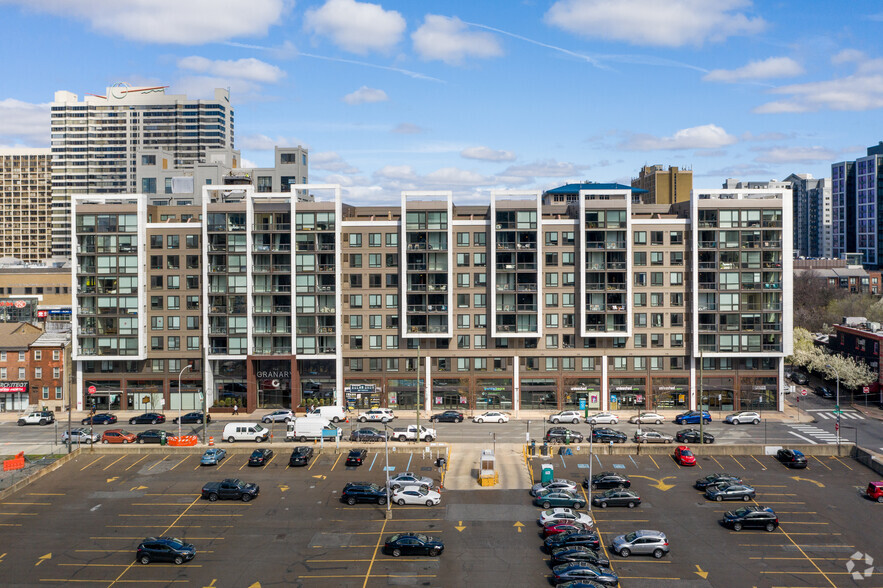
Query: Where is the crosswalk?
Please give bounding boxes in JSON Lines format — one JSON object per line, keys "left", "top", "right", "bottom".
{"left": 787, "top": 423, "right": 838, "bottom": 445}
{"left": 806, "top": 409, "right": 865, "bottom": 420}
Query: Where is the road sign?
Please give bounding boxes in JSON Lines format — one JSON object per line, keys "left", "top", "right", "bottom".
{"left": 88, "top": 385, "right": 96, "bottom": 395}
{"left": 800, "top": 389, "right": 807, "bottom": 397}
{"left": 863, "top": 386, "right": 870, "bottom": 394}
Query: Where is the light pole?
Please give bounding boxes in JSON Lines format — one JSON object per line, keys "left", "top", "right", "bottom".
{"left": 526, "top": 420, "right": 531, "bottom": 444}
{"left": 490, "top": 431, "right": 496, "bottom": 455}
{"left": 699, "top": 349, "right": 705, "bottom": 445}
{"left": 826, "top": 363, "right": 840, "bottom": 449}
{"left": 587, "top": 426, "right": 594, "bottom": 512}
{"left": 177, "top": 364, "right": 192, "bottom": 438}
{"left": 383, "top": 423, "right": 392, "bottom": 519}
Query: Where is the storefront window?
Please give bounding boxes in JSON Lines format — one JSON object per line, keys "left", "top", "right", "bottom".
{"left": 124, "top": 380, "right": 162, "bottom": 411}
{"left": 431, "top": 378, "right": 470, "bottom": 410}
{"left": 520, "top": 379, "right": 557, "bottom": 410}
{"left": 346, "top": 382, "right": 382, "bottom": 410}
{"left": 255, "top": 359, "right": 292, "bottom": 409}
{"left": 476, "top": 379, "right": 512, "bottom": 410}
{"left": 386, "top": 379, "right": 418, "bottom": 410}
{"left": 700, "top": 377, "right": 735, "bottom": 412}
{"left": 213, "top": 359, "right": 247, "bottom": 409}
{"left": 169, "top": 379, "right": 202, "bottom": 411}
{"left": 563, "top": 379, "right": 602, "bottom": 410}
{"left": 298, "top": 359, "right": 337, "bottom": 408}
{"left": 609, "top": 378, "right": 647, "bottom": 411}
{"left": 650, "top": 378, "right": 689, "bottom": 410}
{"left": 739, "top": 376, "right": 778, "bottom": 411}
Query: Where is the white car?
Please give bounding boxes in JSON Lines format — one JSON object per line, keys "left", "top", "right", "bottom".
{"left": 629, "top": 412, "right": 665, "bottom": 425}
{"left": 725, "top": 411, "right": 761, "bottom": 425}
{"left": 549, "top": 410, "right": 583, "bottom": 424}
{"left": 61, "top": 428, "right": 100, "bottom": 444}
{"left": 359, "top": 409, "right": 393, "bottom": 423}
{"left": 391, "top": 485, "right": 441, "bottom": 506}
{"left": 261, "top": 409, "right": 295, "bottom": 423}
{"left": 473, "top": 411, "right": 509, "bottom": 424}
{"left": 388, "top": 472, "right": 434, "bottom": 490}
{"left": 586, "top": 412, "right": 619, "bottom": 425}
{"left": 538, "top": 508, "right": 594, "bottom": 528}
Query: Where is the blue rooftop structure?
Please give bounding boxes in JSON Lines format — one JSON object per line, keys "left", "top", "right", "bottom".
{"left": 544, "top": 182, "right": 648, "bottom": 195}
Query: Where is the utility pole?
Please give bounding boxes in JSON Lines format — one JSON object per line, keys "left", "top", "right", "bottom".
{"left": 416, "top": 341, "right": 421, "bottom": 440}
{"left": 699, "top": 349, "right": 704, "bottom": 445}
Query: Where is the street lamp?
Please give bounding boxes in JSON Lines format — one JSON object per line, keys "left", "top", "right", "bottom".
{"left": 383, "top": 423, "right": 393, "bottom": 519}
{"left": 825, "top": 363, "right": 840, "bottom": 449}
{"left": 178, "top": 364, "right": 193, "bottom": 438}
{"left": 490, "top": 431, "right": 496, "bottom": 455}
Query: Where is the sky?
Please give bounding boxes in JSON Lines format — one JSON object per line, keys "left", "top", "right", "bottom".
{"left": 2, "top": 0, "right": 883, "bottom": 204}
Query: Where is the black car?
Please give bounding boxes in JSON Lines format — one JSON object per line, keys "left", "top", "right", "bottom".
{"left": 676, "top": 428, "right": 715, "bottom": 444}
{"left": 340, "top": 482, "right": 388, "bottom": 505}
{"left": 82, "top": 413, "right": 117, "bottom": 425}
{"left": 790, "top": 372, "right": 808, "bottom": 385}
{"left": 591, "top": 428, "right": 627, "bottom": 443}
{"left": 705, "top": 483, "right": 756, "bottom": 502}
{"left": 544, "top": 531, "right": 601, "bottom": 552}
{"left": 135, "top": 429, "right": 169, "bottom": 444}
{"left": 350, "top": 428, "right": 386, "bottom": 442}
{"left": 129, "top": 412, "right": 166, "bottom": 425}
{"left": 136, "top": 536, "right": 196, "bottom": 565}
{"left": 695, "top": 473, "right": 742, "bottom": 490}
{"left": 248, "top": 448, "right": 274, "bottom": 466}
{"left": 383, "top": 533, "right": 444, "bottom": 557}
{"left": 289, "top": 446, "right": 314, "bottom": 467}
{"left": 429, "top": 410, "right": 464, "bottom": 423}
{"left": 172, "top": 412, "right": 210, "bottom": 424}
{"left": 545, "top": 427, "right": 585, "bottom": 444}
{"left": 551, "top": 546, "right": 610, "bottom": 567}
{"left": 585, "top": 472, "right": 630, "bottom": 490}
{"left": 816, "top": 386, "right": 834, "bottom": 399}
{"left": 592, "top": 489, "right": 641, "bottom": 508}
{"left": 552, "top": 563, "right": 618, "bottom": 586}
{"left": 346, "top": 449, "right": 368, "bottom": 466}
{"left": 721, "top": 506, "right": 779, "bottom": 532}
{"left": 776, "top": 449, "right": 808, "bottom": 468}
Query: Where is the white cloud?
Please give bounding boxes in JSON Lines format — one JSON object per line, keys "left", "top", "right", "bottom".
{"left": 412, "top": 15, "right": 503, "bottom": 65}
{"left": 391, "top": 123, "right": 423, "bottom": 134}
{"left": 831, "top": 49, "right": 865, "bottom": 65}
{"left": 238, "top": 133, "right": 309, "bottom": 150}
{"left": 177, "top": 56, "right": 285, "bottom": 83}
{"left": 754, "top": 72, "right": 883, "bottom": 113}
{"left": 311, "top": 151, "right": 360, "bottom": 174}
{"left": 622, "top": 124, "right": 738, "bottom": 150}
{"left": 173, "top": 75, "right": 261, "bottom": 100}
{"left": 343, "top": 86, "right": 388, "bottom": 105}
{"left": 544, "top": 0, "right": 765, "bottom": 48}
{"left": 375, "top": 165, "right": 417, "bottom": 181}
{"left": 5, "top": 0, "right": 287, "bottom": 44}
{"left": 500, "top": 159, "right": 589, "bottom": 179}
{"left": 461, "top": 146, "right": 516, "bottom": 162}
{"left": 240, "top": 157, "right": 259, "bottom": 168}
{"left": 703, "top": 57, "right": 803, "bottom": 83}
{"left": 756, "top": 146, "right": 838, "bottom": 164}
{"left": 0, "top": 99, "right": 49, "bottom": 145}
{"left": 304, "top": 0, "right": 405, "bottom": 54}
{"left": 740, "top": 131, "right": 793, "bottom": 142}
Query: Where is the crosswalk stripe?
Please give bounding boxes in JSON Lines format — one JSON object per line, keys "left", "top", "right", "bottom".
{"left": 788, "top": 431, "right": 818, "bottom": 444}
{"left": 817, "top": 413, "right": 831, "bottom": 419}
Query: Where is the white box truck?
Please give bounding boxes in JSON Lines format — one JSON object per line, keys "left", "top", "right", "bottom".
{"left": 286, "top": 417, "right": 342, "bottom": 442}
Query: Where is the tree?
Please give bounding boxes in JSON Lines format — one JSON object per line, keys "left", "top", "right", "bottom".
{"left": 790, "top": 343, "right": 876, "bottom": 391}
{"left": 792, "top": 270, "right": 840, "bottom": 332}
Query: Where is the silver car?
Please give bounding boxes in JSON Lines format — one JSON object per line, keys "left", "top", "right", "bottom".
{"left": 628, "top": 412, "right": 665, "bottom": 425}
{"left": 61, "top": 428, "right": 99, "bottom": 444}
{"left": 531, "top": 478, "right": 580, "bottom": 497}
{"left": 586, "top": 412, "right": 619, "bottom": 425}
{"left": 549, "top": 410, "right": 583, "bottom": 424}
{"left": 633, "top": 429, "right": 673, "bottom": 444}
{"left": 611, "top": 530, "right": 669, "bottom": 558}
{"left": 388, "top": 472, "right": 433, "bottom": 490}
{"left": 261, "top": 409, "right": 295, "bottom": 423}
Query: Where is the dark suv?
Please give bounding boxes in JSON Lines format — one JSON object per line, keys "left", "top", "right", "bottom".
{"left": 341, "top": 482, "right": 388, "bottom": 505}
{"left": 289, "top": 446, "right": 314, "bottom": 467}
{"left": 136, "top": 537, "right": 196, "bottom": 565}
{"left": 721, "top": 506, "right": 778, "bottom": 532}
{"left": 545, "top": 427, "right": 585, "bottom": 444}
{"left": 776, "top": 449, "right": 808, "bottom": 469}
{"left": 591, "top": 428, "right": 627, "bottom": 443}
{"left": 346, "top": 449, "right": 368, "bottom": 466}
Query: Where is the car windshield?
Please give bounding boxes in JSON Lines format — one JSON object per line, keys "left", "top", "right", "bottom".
{"left": 681, "top": 450, "right": 693, "bottom": 456}
{"left": 416, "top": 487, "right": 429, "bottom": 495}
{"left": 624, "top": 532, "right": 638, "bottom": 542}
{"left": 254, "top": 424, "right": 266, "bottom": 432}
{"left": 166, "top": 538, "right": 184, "bottom": 549}
{"left": 733, "top": 507, "right": 751, "bottom": 516}
{"left": 119, "top": 430, "right": 132, "bottom": 435}
{"left": 415, "top": 534, "right": 429, "bottom": 542}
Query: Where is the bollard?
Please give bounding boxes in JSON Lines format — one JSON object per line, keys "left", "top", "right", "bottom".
{"left": 208, "top": 436, "right": 214, "bottom": 446}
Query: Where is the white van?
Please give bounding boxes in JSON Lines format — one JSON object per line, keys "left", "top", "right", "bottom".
{"left": 286, "top": 417, "right": 342, "bottom": 442}
{"left": 222, "top": 422, "right": 270, "bottom": 443}
{"left": 306, "top": 405, "right": 347, "bottom": 423}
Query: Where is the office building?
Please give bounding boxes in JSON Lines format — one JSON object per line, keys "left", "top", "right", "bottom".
{"left": 784, "top": 173, "right": 832, "bottom": 259}
{"left": 70, "top": 184, "right": 791, "bottom": 415}
{"left": 832, "top": 142, "right": 883, "bottom": 266}
{"left": 0, "top": 148, "right": 53, "bottom": 263}
{"left": 631, "top": 165, "right": 693, "bottom": 205}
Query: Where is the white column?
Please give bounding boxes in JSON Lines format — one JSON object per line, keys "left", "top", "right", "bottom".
{"left": 423, "top": 355, "right": 432, "bottom": 415}
{"left": 690, "top": 355, "right": 698, "bottom": 410}
{"left": 601, "top": 355, "right": 608, "bottom": 411}
{"left": 513, "top": 354, "right": 520, "bottom": 416}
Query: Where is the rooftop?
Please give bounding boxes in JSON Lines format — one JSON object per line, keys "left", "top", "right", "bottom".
{"left": 545, "top": 182, "right": 648, "bottom": 195}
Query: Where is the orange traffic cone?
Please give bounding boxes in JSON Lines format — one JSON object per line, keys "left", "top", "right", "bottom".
{"left": 208, "top": 436, "right": 214, "bottom": 446}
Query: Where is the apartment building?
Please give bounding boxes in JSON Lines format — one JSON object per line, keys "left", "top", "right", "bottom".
{"left": 831, "top": 142, "right": 883, "bottom": 266}
{"left": 0, "top": 148, "right": 52, "bottom": 263}
{"left": 631, "top": 165, "right": 693, "bottom": 205}
{"left": 71, "top": 184, "right": 791, "bottom": 415}
{"left": 785, "top": 173, "right": 832, "bottom": 259}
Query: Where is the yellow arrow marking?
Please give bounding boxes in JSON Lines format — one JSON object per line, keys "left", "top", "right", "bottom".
{"left": 514, "top": 521, "right": 524, "bottom": 533}
{"left": 279, "top": 485, "right": 290, "bottom": 492}
{"left": 35, "top": 553, "right": 51, "bottom": 567}
{"left": 790, "top": 476, "right": 825, "bottom": 488}
{"left": 630, "top": 475, "right": 676, "bottom": 491}
{"left": 130, "top": 485, "right": 148, "bottom": 491}
{"left": 202, "top": 580, "right": 218, "bottom": 588}
{"left": 455, "top": 520, "right": 466, "bottom": 532}
{"left": 247, "top": 583, "right": 261, "bottom": 588}
{"left": 0, "top": 552, "right": 6, "bottom": 563}
{"left": 312, "top": 475, "right": 327, "bottom": 480}
{"left": 106, "top": 477, "right": 119, "bottom": 483}
{"left": 695, "top": 564, "right": 708, "bottom": 579}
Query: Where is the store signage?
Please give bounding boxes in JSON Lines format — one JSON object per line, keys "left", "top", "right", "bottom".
{"left": 37, "top": 310, "right": 47, "bottom": 318}
{"left": 256, "top": 370, "right": 290, "bottom": 379}
{"left": 0, "top": 382, "right": 28, "bottom": 393}
{"left": 0, "top": 300, "right": 30, "bottom": 308}
{"left": 47, "top": 308, "right": 72, "bottom": 315}
{"left": 347, "top": 384, "right": 376, "bottom": 393}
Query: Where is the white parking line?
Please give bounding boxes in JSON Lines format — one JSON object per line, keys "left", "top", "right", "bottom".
{"left": 787, "top": 431, "right": 818, "bottom": 444}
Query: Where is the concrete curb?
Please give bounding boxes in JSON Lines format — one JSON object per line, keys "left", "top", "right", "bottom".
{"left": 0, "top": 449, "right": 81, "bottom": 501}
{"left": 525, "top": 442, "right": 856, "bottom": 458}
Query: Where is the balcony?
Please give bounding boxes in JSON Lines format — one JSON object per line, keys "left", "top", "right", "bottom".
{"left": 699, "top": 241, "right": 717, "bottom": 248}
{"left": 427, "top": 284, "right": 448, "bottom": 292}
{"left": 699, "top": 283, "right": 717, "bottom": 290}
{"left": 517, "top": 284, "right": 538, "bottom": 292}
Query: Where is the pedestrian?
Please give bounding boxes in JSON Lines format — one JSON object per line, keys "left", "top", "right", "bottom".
{"left": 233, "top": 403, "right": 239, "bottom": 416}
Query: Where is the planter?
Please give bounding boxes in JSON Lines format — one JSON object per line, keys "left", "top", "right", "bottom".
{"left": 209, "top": 407, "right": 239, "bottom": 414}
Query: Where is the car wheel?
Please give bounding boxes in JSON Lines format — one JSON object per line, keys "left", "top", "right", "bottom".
{"left": 477, "top": 418, "right": 484, "bottom": 423}
{"left": 667, "top": 439, "right": 673, "bottom": 444}
{"left": 619, "top": 548, "right": 630, "bottom": 557}
{"left": 743, "top": 495, "right": 751, "bottom": 501}
{"left": 332, "top": 417, "right": 340, "bottom": 423}
{"left": 347, "top": 497, "right": 356, "bottom": 505}
{"left": 733, "top": 522, "right": 742, "bottom": 531}
{"left": 174, "top": 556, "right": 183, "bottom": 565}
{"left": 138, "top": 439, "right": 145, "bottom": 444}
{"left": 123, "top": 439, "right": 130, "bottom": 444}
{"left": 733, "top": 420, "right": 740, "bottom": 425}
{"left": 391, "top": 548, "right": 402, "bottom": 557}
{"left": 589, "top": 420, "right": 597, "bottom": 425}
{"left": 765, "top": 523, "right": 776, "bottom": 532}
{"left": 241, "top": 494, "right": 252, "bottom": 502}
{"left": 877, "top": 496, "right": 883, "bottom": 503}
{"left": 426, "top": 500, "right": 434, "bottom": 507}
{"left": 573, "top": 502, "right": 582, "bottom": 509}
{"left": 378, "top": 496, "right": 387, "bottom": 506}
{"left": 627, "top": 502, "right": 636, "bottom": 508}
{"left": 572, "top": 418, "right": 579, "bottom": 424}
{"left": 140, "top": 555, "right": 151, "bottom": 565}
{"left": 431, "top": 547, "right": 441, "bottom": 556}
{"left": 297, "top": 436, "right": 306, "bottom": 443}
{"left": 716, "top": 495, "right": 723, "bottom": 502}
{"left": 227, "top": 436, "right": 235, "bottom": 443}
{"left": 198, "top": 418, "right": 203, "bottom": 424}
{"left": 653, "top": 548, "right": 664, "bottom": 559}
{"left": 359, "top": 417, "right": 367, "bottom": 422}
{"left": 397, "top": 499, "right": 406, "bottom": 506}
{"left": 208, "top": 493, "right": 219, "bottom": 502}
{"left": 655, "top": 420, "right": 662, "bottom": 425}
{"left": 752, "top": 419, "right": 759, "bottom": 425}
{"left": 600, "top": 502, "right": 607, "bottom": 509}
{"left": 152, "top": 419, "right": 158, "bottom": 425}
{"left": 397, "top": 436, "right": 407, "bottom": 442}
{"left": 591, "top": 483, "right": 597, "bottom": 490}
{"left": 129, "top": 419, "right": 135, "bottom": 425}
{"left": 542, "top": 501, "right": 551, "bottom": 509}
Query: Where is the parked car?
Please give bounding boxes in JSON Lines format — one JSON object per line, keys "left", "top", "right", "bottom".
{"left": 261, "top": 410, "right": 295, "bottom": 423}
{"left": 383, "top": 533, "right": 443, "bottom": 557}
{"left": 611, "top": 530, "right": 669, "bottom": 558}
{"left": 674, "top": 410, "right": 712, "bottom": 425}
{"left": 288, "top": 446, "right": 313, "bottom": 467}
{"left": 350, "top": 427, "right": 386, "bottom": 442}
{"left": 724, "top": 411, "right": 761, "bottom": 425}
{"left": 545, "top": 427, "right": 585, "bottom": 444}
{"left": 200, "top": 448, "right": 227, "bottom": 466}
{"left": 676, "top": 429, "right": 715, "bottom": 444}
{"left": 544, "top": 531, "right": 601, "bottom": 552}
{"left": 345, "top": 449, "right": 368, "bottom": 467}
{"left": 865, "top": 481, "right": 883, "bottom": 503}
{"left": 101, "top": 429, "right": 137, "bottom": 444}
{"left": 628, "top": 412, "right": 665, "bottom": 425}
{"left": 129, "top": 413, "right": 166, "bottom": 425}
{"left": 552, "top": 563, "right": 618, "bottom": 586}
{"left": 429, "top": 410, "right": 464, "bottom": 423}
{"left": 538, "top": 508, "right": 594, "bottom": 528}
{"left": 17, "top": 411, "right": 55, "bottom": 426}
{"left": 673, "top": 446, "right": 697, "bottom": 466}
{"left": 705, "top": 483, "right": 756, "bottom": 502}
{"left": 531, "top": 478, "right": 580, "bottom": 497}
{"left": 340, "top": 482, "right": 387, "bottom": 505}
{"left": 585, "top": 472, "right": 630, "bottom": 490}
{"left": 306, "top": 405, "right": 347, "bottom": 423}
{"left": 586, "top": 412, "right": 619, "bottom": 425}
{"left": 61, "top": 428, "right": 99, "bottom": 444}
{"left": 534, "top": 491, "right": 585, "bottom": 509}
{"left": 388, "top": 472, "right": 433, "bottom": 490}
{"left": 550, "top": 546, "right": 610, "bottom": 567}
{"left": 391, "top": 485, "right": 441, "bottom": 506}
{"left": 720, "top": 506, "right": 778, "bottom": 532}
{"left": 358, "top": 409, "right": 394, "bottom": 423}
{"left": 136, "top": 429, "right": 170, "bottom": 444}
{"left": 201, "top": 479, "right": 259, "bottom": 502}
{"left": 550, "top": 410, "right": 583, "bottom": 424}
{"left": 81, "top": 413, "right": 117, "bottom": 425}
{"left": 695, "top": 473, "right": 742, "bottom": 490}
{"left": 543, "top": 522, "right": 593, "bottom": 538}
{"left": 472, "top": 411, "right": 509, "bottom": 423}
{"left": 136, "top": 537, "right": 195, "bottom": 565}
{"left": 816, "top": 386, "right": 834, "bottom": 400}
{"left": 633, "top": 429, "right": 673, "bottom": 444}
{"left": 247, "top": 448, "right": 274, "bottom": 466}
{"left": 222, "top": 422, "right": 270, "bottom": 443}
{"left": 592, "top": 489, "right": 641, "bottom": 509}
{"left": 591, "top": 428, "right": 628, "bottom": 443}
{"left": 790, "top": 372, "right": 808, "bottom": 385}
{"left": 776, "top": 448, "right": 808, "bottom": 469}
{"left": 172, "top": 412, "right": 210, "bottom": 424}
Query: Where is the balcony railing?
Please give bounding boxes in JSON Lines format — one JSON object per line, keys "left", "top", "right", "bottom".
{"left": 699, "top": 283, "right": 717, "bottom": 290}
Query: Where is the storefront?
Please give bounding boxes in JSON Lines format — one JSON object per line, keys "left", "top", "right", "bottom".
{"left": 563, "top": 378, "right": 602, "bottom": 411}
{"left": 254, "top": 359, "right": 293, "bottom": 409}
{"left": 519, "top": 378, "right": 557, "bottom": 410}
{"left": 476, "top": 378, "right": 513, "bottom": 411}
{"left": 608, "top": 378, "right": 647, "bottom": 410}
{"left": 0, "top": 382, "right": 29, "bottom": 412}
{"left": 298, "top": 359, "right": 336, "bottom": 408}
{"left": 699, "top": 377, "right": 735, "bottom": 412}
{"left": 650, "top": 378, "right": 690, "bottom": 410}
{"left": 431, "top": 378, "right": 470, "bottom": 410}
{"left": 124, "top": 380, "right": 162, "bottom": 412}
{"left": 213, "top": 360, "right": 247, "bottom": 409}
{"left": 346, "top": 382, "right": 382, "bottom": 410}
{"left": 739, "top": 376, "right": 778, "bottom": 411}
{"left": 168, "top": 379, "right": 203, "bottom": 411}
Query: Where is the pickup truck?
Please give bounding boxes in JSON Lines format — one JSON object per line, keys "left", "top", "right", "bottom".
{"left": 18, "top": 411, "right": 55, "bottom": 426}
{"left": 201, "top": 478, "right": 260, "bottom": 502}
{"left": 392, "top": 424, "right": 437, "bottom": 442}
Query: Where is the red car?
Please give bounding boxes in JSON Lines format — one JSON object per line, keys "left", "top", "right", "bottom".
{"left": 542, "top": 521, "right": 593, "bottom": 538}
{"left": 673, "top": 445, "right": 697, "bottom": 466}
{"left": 867, "top": 482, "right": 883, "bottom": 503}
